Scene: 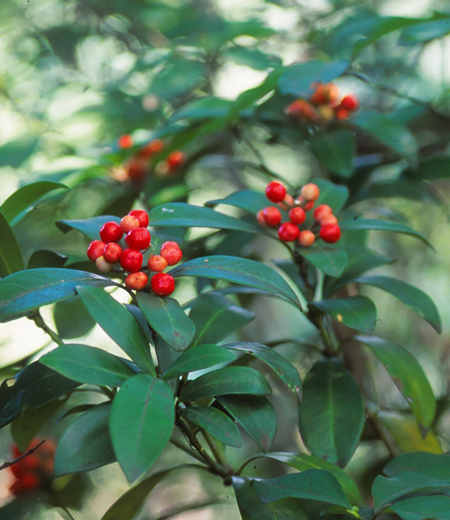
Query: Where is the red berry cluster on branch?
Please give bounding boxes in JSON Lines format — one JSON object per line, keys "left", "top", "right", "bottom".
{"left": 115, "top": 136, "right": 185, "bottom": 184}
{"left": 257, "top": 181, "right": 341, "bottom": 246}
{"left": 285, "top": 82, "right": 359, "bottom": 124}
{"left": 86, "top": 210, "right": 182, "bottom": 296}
{"left": 8, "top": 440, "right": 56, "bottom": 496}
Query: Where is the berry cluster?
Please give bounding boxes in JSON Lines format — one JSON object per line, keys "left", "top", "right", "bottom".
{"left": 87, "top": 209, "right": 182, "bottom": 296}
{"left": 115, "top": 136, "right": 185, "bottom": 184}
{"left": 285, "top": 82, "right": 359, "bottom": 124}
{"left": 257, "top": 181, "right": 341, "bottom": 246}
{"left": 8, "top": 440, "right": 55, "bottom": 496}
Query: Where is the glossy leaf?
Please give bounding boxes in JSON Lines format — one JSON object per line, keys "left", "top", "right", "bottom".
{"left": 339, "top": 218, "right": 434, "bottom": 250}
{"left": 311, "top": 296, "right": 377, "bottom": 334}
{"left": 383, "top": 451, "right": 450, "bottom": 479}
{"left": 206, "top": 190, "right": 269, "bottom": 214}
{"left": 310, "top": 130, "right": 355, "bottom": 178}
{"left": 180, "top": 366, "right": 272, "bottom": 401}
{"left": 401, "top": 17, "right": 450, "bottom": 44}
{"left": 355, "top": 336, "right": 436, "bottom": 427}
{"left": 254, "top": 469, "right": 352, "bottom": 508}
{"left": 0, "top": 268, "right": 113, "bottom": 323}
{"left": 77, "top": 286, "right": 154, "bottom": 375}
{"left": 355, "top": 275, "right": 442, "bottom": 333}
{"left": 0, "top": 210, "right": 24, "bottom": 277}
{"left": 388, "top": 495, "right": 450, "bottom": 520}
{"left": 299, "top": 248, "right": 348, "bottom": 278}
{"left": 314, "top": 179, "right": 349, "bottom": 212}
{"left": 55, "top": 403, "right": 115, "bottom": 476}
{"left": 169, "top": 256, "right": 302, "bottom": 308}
{"left": 137, "top": 293, "right": 195, "bottom": 352}
{"left": 163, "top": 344, "right": 236, "bottom": 379}
{"left": 40, "top": 344, "right": 135, "bottom": 387}
{"left": 0, "top": 362, "right": 79, "bottom": 429}
{"left": 27, "top": 250, "right": 67, "bottom": 269}
{"left": 189, "top": 293, "right": 254, "bottom": 347}
{"left": 299, "top": 359, "right": 364, "bottom": 467}
{"left": 217, "top": 395, "right": 277, "bottom": 453}
{"left": 57, "top": 215, "right": 121, "bottom": 241}
{"left": 180, "top": 406, "right": 242, "bottom": 447}
{"left": 54, "top": 295, "right": 96, "bottom": 339}
{"left": 110, "top": 374, "right": 174, "bottom": 483}
{"left": 222, "top": 342, "right": 301, "bottom": 395}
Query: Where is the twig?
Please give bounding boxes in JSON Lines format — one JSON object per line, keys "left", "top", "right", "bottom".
{"left": 30, "top": 310, "right": 64, "bottom": 346}
{"left": 0, "top": 440, "right": 45, "bottom": 472}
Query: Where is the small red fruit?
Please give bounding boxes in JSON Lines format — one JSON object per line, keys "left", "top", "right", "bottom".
{"left": 265, "top": 181, "right": 287, "bottom": 203}
{"left": 118, "top": 134, "right": 133, "bottom": 149}
{"left": 299, "top": 230, "right": 315, "bottom": 247}
{"left": 151, "top": 273, "right": 175, "bottom": 296}
{"left": 120, "top": 215, "right": 140, "bottom": 234}
{"left": 120, "top": 249, "right": 143, "bottom": 272}
{"left": 129, "top": 210, "right": 149, "bottom": 228}
{"left": 126, "top": 227, "right": 151, "bottom": 250}
{"left": 10, "top": 461, "right": 25, "bottom": 478}
{"left": 278, "top": 222, "right": 300, "bottom": 242}
{"left": 87, "top": 240, "right": 106, "bottom": 261}
{"left": 320, "top": 224, "right": 341, "bottom": 243}
{"left": 313, "top": 204, "right": 332, "bottom": 221}
{"left": 310, "top": 83, "right": 340, "bottom": 106}
{"left": 263, "top": 207, "right": 282, "bottom": 227}
{"left": 96, "top": 256, "right": 113, "bottom": 272}
{"left": 320, "top": 214, "right": 338, "bottom": 226}
{"left": 285, "top": 99, "right": 318, "bottom": 121}
{"left": 340, "top": 94, "right": 359, "bottom": 112}
{"left": 140, "top": 139, "right": 164, "bottom": 158}
{"left": 160, "top": 241, "right": 183, "bottom": 266}
{"left": 289, "top": 207, "right": 306, "bottom": 225}
{"left": 125, "top": 272, "right": 148, "bottom": 291}
{"left": 148, "top": 255, "right": 168, "bottom": 272}
{"left": 301, "top": 183, "right": 320, "bottom": 202}
{"left": 257, "top": 210, "right": 268, "bottom": 227}
{"left": 167, "top": 151, "right": 185, "bottom": 170}
{"left": 103, "top": 243, "right": 122, "bottom": 263}
{"left": 126, "top": 157, "right": 147, "bottom": 182}
{"left": 335, "top": 108, "right": 349, "bottom": 120}
{"left": 100, "top": 222, "right": 123, "bottom": 244}
{"left": 296, "top": 197, "right": 315, "bottom": 211}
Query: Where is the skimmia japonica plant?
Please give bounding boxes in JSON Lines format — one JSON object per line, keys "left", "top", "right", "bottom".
{"left": 1, "top": 2, "right": 450, "bottom": 519}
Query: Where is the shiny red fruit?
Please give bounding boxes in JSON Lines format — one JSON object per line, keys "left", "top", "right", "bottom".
{"left": 335, "top": 108, "right": 349, "bottom": 120}
{"left": 278, "top": 222, "right": 300, "bottom": 242}
{"left": 289, "top": 207, "right": 306, "bottom": 225}
{"left": 120, "top": 249, "right": 143, "bottom": 272}
{"left": 320, "top": 224, "right": 341, "bottom": 243}
{"left": 300, "top": 183, "right": 320, "bottom": 202}
{"left": 87, "top": 240, "right": 106, "bottom": 261}
{"left": 148, "top": 255, "right": 168, "bottom": 272}
{"left": 313, "top": 204, "right": 332, "bottom": 221}
{"left": 103, "top": 243, "right": 122, "bottom": 263}
{"left": 118, "top": 134, "right": 133, "bottom": 149}
{"left": 340, "top": 94, "right": 359, "bottom": 111}
{"left": 263, "top": 207, "right": 282, "bottom": 227}
{"left": 167, "top": 151, "right": 185, "bottom": 169}
{"left": 151, "top": 273, "right": 175, "bottom": 296}
{"left": 265, "top": 181, "right": 286, "bottom": 203}
{"left": 160, "top": 241, "right": 182, "bottom": 266}
{"left": 125, "top": 272, "right": 148, "bottom": 290}
{"left": 299, "top": 230, "right": 315, "bottom": 247}
{"left": 129, "top": 210, "right": 149, "bottom": 228}
{"left": 120, "top": 215, "right": 140, "bottom": 234}
{"left": 126, "top": 227, "right": 151, "bottom": 250}
{"left": 100, "top": 222, "right": 123, "bottom": 243}
{"left": 285, "top": 99, "right": 318, "bottom": 121}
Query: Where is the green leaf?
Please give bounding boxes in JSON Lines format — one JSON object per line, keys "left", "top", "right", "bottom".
{"left": 225, "top": 46, "right": 282, "bottom": 70}
{"left": 248, "top": 452, "right": 364, "bottom": 505}
{"left": 163, "top": 344, "right": 236, "bottom": 380}
{"left": 0, "top": 210, "right": 24, "bottom": 277}
{"left": 0, "top": 268, "right": 113, "bottom": 323}
{"left": 0, "top": 135, "right": 38, "bottom": 168}
{"left": 55, "top": 403, "right": 116, "bottom": 476}
{"left": 169, "top": 256, "right": 302, "bottom": 308}
{"left": 278, "top": 59, "right": 350, "bottom": 97}
{"left": 40, "top": 344, "right": 135, "bottom": 387}
{"left": 206, "top": 190, "right": 269, "bottom": 214}
{"left": 181, "top": 406, "right": 242, "bottom": 448}
{"left": 355, "top": 336, "right": 436, "bottom": 428}
{"left": 189, "top": 293, "right": 254, "bottom": 347}
{"left": 57, "top": 215, "right": 121, "bottom": 241}
{"left": 109, "top": 374, "right": 174, "bottom": 483}
{"left": 54, "top": 295, "right": 96, "bottom": 339}
{"left": 388, "top": 495, "right": 450, "bottom": 520}
{"left": 254, "top": 469, "right": 352, "bottom": 508}
{"left": 180, "top": 367, "right": 272, "bottom": 401}
{"left": 137, "top": 293, "right": 195, "bottom": 352}
{"left": 314, "top": 179, "right": 349, "bottom": 212}
{"left": 27, "top": 250, "right": 67, "bottom": 269}
{"left": 233, "top": 477, "right": 309, "bottom": 520}
{"left": 401, "top": 17, "right": 450, "bottom": 44}
{"left": 299, "top": 359, "right": 365, "bottom": 467}
{"left": 311, "top": 296, "right": 377, "bottom": 334}
{"left": 405, "top": 155, "right": 450, "bottom": 180}
{"left": 77, "top": 286, "right": 154, "bottom": 375}
{"left": 383, "top": 452, "right": 450, "bottom": 479}
{"left": 310, "top": 130, "right": 355, "bottom": 178}
{"left": 0, "top": 362, "right": 79, "bottom": 429}
{"left": 353, "top": 112, "right": 418, "bottom": 162}
{"left": 355, "top": 275, "right": 441, "bottom": 333}
{"left": 299, "top": 248, "right": 348, "bottom": 278}
{"left": 222, "top": 342, "right": 301, "bottom": 396}
{"left": 170, "top": 97, "right": 232, "bottom": 122}
{"left": 148, "top": 203, "right": 260, "bottom": 234}
{"left": 2, "top": 181, "right": 69, "bottom": 224}
{"left": 217, "top": 395, "right": 277, "bottom": 453}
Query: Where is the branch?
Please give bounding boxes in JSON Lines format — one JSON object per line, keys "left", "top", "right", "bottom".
{"left": 30, "top": 310, "right": 64, "bottom": 346}
{"left": 0, "top": 440, "right": 45, "bottom": 472}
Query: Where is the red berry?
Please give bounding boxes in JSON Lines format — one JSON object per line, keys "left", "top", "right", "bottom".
{"left": 335, "top": 108, "right": 349, "bottom": 120}
{"left": 320, "top": 224, "right": 341, "bottom": 243}
{"left": 120, "top": 215, "right": 140, "bottom": 234}
{"left": 120, "top": 249, "right": 143, "bottom": 272}
{"left": 126, "top": 158, "right": 147, "bottom": 182}
{"left": 19, "top": 473, "right": 41, "bottom": 491}
{"left": 167, "top": 151, "right": 185, "bottom": 170}
{"left": 125, "top": 272, "right": 148, "bottom": 291}
{"left": 285, "top": 100, "right": 318, "bottom": 121}
{"left": 289, "top": 207, "right": 306, "bottom": 225}
{"left": 299, "top": 230, "right": 315, "bottom": 247}
{"left": 87, "top": 240, "right": 106, "bottom": 262}
{"left": 310, "top": 83, "right": 339, "bottom": 106}
{"left": 340, "top": 94, "right": 359, "bottom": 112}
{"left": 21, "top": 454, "right": 40, "bottom": 471}
{"left": 126, "top": 227, "right": 151, "bottom": 250}
{"left": 9, "top": 461, "right": 25, "bottom": 478}
{"left": 300, "top": 183, "right": 320, "bottom": 202}
{"left": 320, "top": 214, "right": 338, "bottom": 226}
{"left": 303, "top": 200, "right": 314, "bottom": 211}
{"left": 96, "top": 256, "right": 113, "bottom": 273}
{"left": 262, "top": 207, "right": 282, "bottom": 227}
{"left": 151, "top": 273, "right": 175, "bottom": 296}
{"left": 100, "top": 222, "right": 123, "bottom": 244}
{"left": 256, "top": 210, "right": 268, "bottom": 227}
{"left": 139, "top": 139, "right": 164, "bottom": 158}
{"left": 103, "top": 243, "right": 122, "bottom": 263}
{"left": 265, "top": 181, "right": 286, "bottom": 203}
{"left": 129, "top": 210, "right": 149, "bottom": 228}
{"left": 160, "top": 241, "right": 183, "bottom": 266}
{"left": 148, "top": 255, "right": 168, "bottom": 272}
{"left": 313, "top": 204, "right": 332, "bottom": 221}
{"left": 278, "top": 222, "right": 300, "bottom": 242}
{"left": 118, "top": 134, "right": 133, "bottom": 149}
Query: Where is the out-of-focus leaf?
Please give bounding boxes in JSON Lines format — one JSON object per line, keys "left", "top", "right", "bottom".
{"left": 388, "top": 495, "right": 450, "bottom": 520}
{"left": 383, "top": 451, "right": 450, "bottom": 478}
{"left": 0, "top": 136, "right": 38, "bottom": 168}
{"left": 0, "top": 210, "right": 24, "bottom": 277}
{"left": 310, "top": 130, "right": 355, "bottom": 178}
{"left": 314, "top": 179, "right": 349, "bottom": 212}
{"left": 206, "top": 190, "right": 269, "bottom": 214}
{"left": 225, "top": 46, "right": 282, "bottom": 70}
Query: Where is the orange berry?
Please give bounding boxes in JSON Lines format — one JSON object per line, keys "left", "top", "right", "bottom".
{"left": 310, "top": 83, "right": 340, "bottom": 106}
{"left": 139, "top": 139, "right": 164, "bottom": 158}
{"left": 335, "top": 108, "right": 349, "bottom": 120}
{"left": 299, "top": 230, "right": 315, "bottom": 247}
{"left": 313, "top": 204, "right": 332, "bottom": 221}
{"left": 160, "top": 241, "right": 182, "bottom": 266}
{"left": 300, "top": 183, "right": 320, "bottom": 202}
{"left": 120, "top": 215, "right": 140, "bottom": 234}
{"left": 125, "top": 272, "right": 148, "bottom": 291}
{"left": 285, "top": 99, "right": 318, "bottom": 121}
{"left": 320, "top": 214, "right": 338, "bottom": 226}
{"left": 148, "top": 255, "right": 168, "bottom": 272}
